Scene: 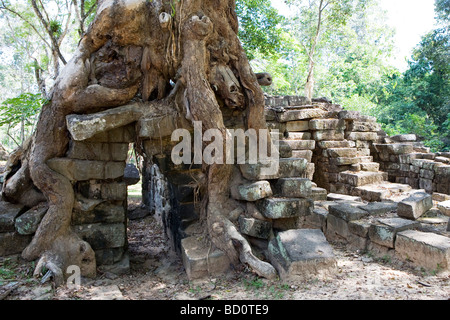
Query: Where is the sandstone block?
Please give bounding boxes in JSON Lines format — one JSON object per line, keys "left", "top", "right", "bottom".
{"left": 239, "top": 158, "right": 308, "bottom": 180}
{"left": 286, "top": 120, "right": 309, "bottom": 132}
{"left": 312, "top": 130, "right": 345, "bottom": 141}
{"left": 437, "top": 200, "right": 450, "bottom": 217}
{"left": 233, "top": 181, "right": 273, "bottom": 201}
{"left": 309, "top": 119, "right": 346, "bottom": 131}
{"left": 368, "top": 218, "right": 420, "bottom": 248}
{"left": 278, "top": 108, "right": 327, "bottom": 122}
{"left": 275, "top": 178, "right": 312, "bottom": 198}
{"left": 239, "top": 216, "right": 272, "bottom": 239}
{"left": 0, "top": 202, "right": 25, "bottom": 232}
{"left": 256, "top": 197, "right": 313, "bottom": 219}
{"left": 397, "top": 191, "right": 433, "bottom": 220}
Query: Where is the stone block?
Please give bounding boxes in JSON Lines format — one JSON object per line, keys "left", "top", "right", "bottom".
{"left": 239, "top": 158, "right": 308, "bottom": 180}
{"left": 181, "top": 236, "right": 231, "bottom": 280}
{"left": 327, "top": 193, "right": 362, "bottom": 202}
{"left": 317, "top": 140, "right": 355, "bottom": 149}
{"left": 345, "top": 132, "right": 377, "bottom": 141}
{"left": 358, "top": 201, "right": 398, "bottom": 215}
{"left": 233, "top": 181, "right": 273, "bottom": 201}
{"left": 395, "top": 230, "right": 450, "bottom": 271}
{"left": 348, "top": 121, "right": 381, "bottom": 132}
{"left": 338, "top": 110, "right": 361, "bottom": 120}
{"left": 15, "top": 204, "right": 48, "bottom": 235}
{"left": 286, "top": 132, "right": 311, "bottom": 140}
{"left": 238, "top": 216, "right": 272, "bottom": 239}
{"left": 291, "top": 150, "right": 313, "bottom": 162}
{"left": 74, "top": 223, "right": 126, "bottom": 250}
{"left": 275, "top": 178, "right": 312, "bottom": 198}
{"left": 72, "top": 202, "right": 126, "bottom": 225}
{"left": 328, "top": 203, "right": 369, "bottom": 222}
{"left": 67, "top": 142, "right": 129, "bottom": 161}
{"left": 123, "top": 163, "right": 140, "bottom": 185}
{"left": 330, "top": 157, "right": 362, "bottom": 166}
{"left": 312, "top": 130, "right": 345, "bottom": 141}
{"left": 391, "top": 134, "right": 417, "bottom": 142}
{"left": 278, "top": 108, "right": 327, "bottom": 122}
{"left": 339, "top": 171, "right": 387, "bottom": 187}
{"left": 397, "top": 191, "right": 433, "bottom": 220}
{"left": 311, "top": 187, "right": 328, "bottom": 201}
{"left": 0, "top": 232, "right": 32, "bottom": 256}
{"left": 286, "top": 121, "right": 309, "bottom": 132}
{"left": 256, "top": 197, "right": 313, "bottom": 219}
{"left": 0, "top": 201, "right": 26, "bottom": 232}
{"left": 283, "top": 139, "right": 316, "bottom": 150}
{"left": 327, "top": 148, "right": 357, "bottom": 158}
{"left": 138, "top": 114, "right": 179, "bottom": 139}
{"left": 47, "top": 158, "right": 125, "bottom": 181}
{"left": 309, "top": 119, "right": 346, "bottom": 131}
{"left": 268, "top": 229, "right": 337, "bottom": 280}
{"left": 101, "top": 182, "right": 128, "bottom": 201}
{"left": 348, "top": 219, "right": 370, "bottom": 238}
{"left": 368, "top": 218, "right": 420, "bottom": 248}
{"left": 437, "top": 200, "right": 450, "bottom": 217}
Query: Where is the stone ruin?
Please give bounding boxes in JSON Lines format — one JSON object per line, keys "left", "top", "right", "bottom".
{"left": 0, "top": 94, "right": 449, "bottom": 282}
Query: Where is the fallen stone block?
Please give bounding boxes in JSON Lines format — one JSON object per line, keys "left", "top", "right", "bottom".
{"left": 437, "top": 200, "right": 450, "bottom": 217}
{"left": 339, "top": 171, "right": 387, "bottom": 187}
{"left": 395, "top": 230, "right": 450, "bottom": 271}
{"left": 0, "top": 201, "right": 26, "bottom": 233}
{"left": 358, "top": 201, "right": 398, "bottom": 215}
{"left": 326, "top": 148, "right": 357, "bottom": 158}
{"left": 328, "top": 203, "right": 369, "bottom": 222}
{"left": 275, "top": 178, "right": 311, "bottom": 198}
{"left": 123, "top": 163, "right": 140, "bottom": 185}
{"left": 256, "top": 197, "right": 313, "bottom": 219}
{"left": 15, "top": 204, "right": 48, "bottom": 235}
{"left": 311, "top": 187, "right": 328, "bottom": 201}
{"left": 397, "top": 191, "right": 433, "bottom": 220}
{"left": 233, "top": 181, "right": 273, "bottom": 202}
{"left": 181, "top": 236, "right": 231, "bottom": 280}
{"left": 239, "top": 216, "right": 272, "bottom": 239}
{"left": 345, "top": 132, "right": 378, "bottom": 141}
{"left": 368, "top": 218, "right": 420, "bottom": 249}
{"left": 268, "top": 229, "right": 337, "bottom": 280}
{"left": 391, "top": 134, "right": 417, "bottom": 142}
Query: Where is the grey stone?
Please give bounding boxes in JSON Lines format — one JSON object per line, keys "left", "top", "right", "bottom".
{"left": 256, "top": 197, "right": 313, "bottom": 219}
{"left": 0, "top": 201, "right": 25, "bottom": 232}
{"left": 395, "top": 230, "right": 450, "bottom": 271}
{"left": 181, "top": 236, "right": 231, "bottom": 280}
{"left": 123, "top": 163, "right": 140, "bottom": 185}
{"left": 368, "top": 218, "right": 420, "bottom": 248}
{"left": 73, "top": 202, "right": 126, "bottom": 225}
{"left": 47, "top": 158, "right": 125, "bottom": 181}
{"left": 328, "top": 203, "right": 369, "bottom": 222}
{"left": 348, "top": 219, "right": 370, "bottom": 238}
{"left": 391, "top": 134, "right": 417, "bottom": 142}
{"left": 233, "top": 181, "right": 273, "bottom": 201}
{"left": 268, "top": 229, "right": 337, "bottom": 280}
{"left": 358, "top": 201, "right": 398, "bottom": 215}
{"left": 15, "top": 204, "right": 48, "bottom": 235}
{"left": 67, "top": 142, "right": 129, "bottom": 161}
{"left": 327, "top": 193, "right": 362, "bottom": 203}
{"left": 239, "top": 216, "right": 272, "bottom": 239}
{"left": 309, "top": 119, "right": 346, "bottom": 131}
{"left": 278, "top": 108, "right": 327, "bottom": 122}
{"left": 239, "top": 158, "right": 308, "bottom": 180}
{"left": 0, "top": 232, "right": 32, "bottom": 256}
{"left": 73, "top": 223, "right": 126, "bottom": 250}
{"left": 437, "top": 200, "right": 450, "bottom": 217}
{"left": 397, "top": 191, "right": 433, "bottom": 220}
{"left": 275, "top": 178, "right": 311, "bottom": 198}
{"left": 311, "top": 187, "right": 328, "bottom": 201}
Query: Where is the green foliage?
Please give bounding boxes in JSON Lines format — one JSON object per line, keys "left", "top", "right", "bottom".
{"left": 0, "top": 92, "right": 45, "bottom": 128}
{"left": 236, "top": 0, "right": 285, "bottom": 60}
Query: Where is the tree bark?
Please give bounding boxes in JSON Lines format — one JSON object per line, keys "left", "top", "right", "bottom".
{"left": 2, "top": 0, "right": 276, "bottom": 284}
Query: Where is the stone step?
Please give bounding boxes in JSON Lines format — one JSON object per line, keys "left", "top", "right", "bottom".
{"left": 286, "top": 132, "right": 312, "bottom": 140}
{"left": 256, "top": 197, "right": 313, "bottom": 219}
{"left": 274, "top": 177, "right": 312, "bottom": 198}
{"left": 278, "top": 108, "right": 327, "bottom": 122}
{"left": 268, "top": 229, "right": 337, "bottom": 280}
{"left": 309, "top": 119, "right": 346, "bottom": 131}
{"left": 339, "top": 171, "right": 388, "bottom": 187}
{"left": 317, "top": 140, "right": 356, "bottom": 149}
{"left": 239, "top": 158, "right": 309, "bottom": 180}
{"left": 352, "top": 182, "right": 412, "bottom": 202}
{"left": 326, "top": 148, "right": 358, "bottom": 158}
{"left": 282, "top": 139, "right": 316, "bottom": 150}
{"left": 291, "top": 150, "right": 313, "bottom": 162}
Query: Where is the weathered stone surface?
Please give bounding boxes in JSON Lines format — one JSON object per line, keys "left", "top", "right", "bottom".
{"left": 348, "top": 219, "right": 370, "bottom": 238}
{"left": 101, "top": 183, "right": 128, "bottom": 201}
{"left": 345, "top": 132, "right": 378, "bottom": 141}
{"left": 437, "top": 200, "right": 450, "bottom": 217}
{"left": 67, "top": 142, "right": 129, "bottom": 161}
{"left": 309, "top": 119, "right": 346, "bottom": 131}
{"left": 287, "top": 132, "right": 311, "bottom": 140}
{"left": 15, "top": 204, "right": 48, "bottom": 235}
{"left": 286, "top": 120, "right": 309, "bottom": 132}
{"left": 256, "top": 197, "right": 313, "bottom": 219}
{"left": 0, "top": 201, "right": 25, "bottom": 232}
{"left": 327, "top": 148, "right": 357, "bottom": 158}
{"left": 233, "top": 181, "right": 273, "bottom": 201}
{"left": 317, "top": 140, "right": 355, "bottom": 149}
{"left": 278, "top": 108, "right": 327, "bottom": 122}
{"left": 311, "top": 187, "right": 328, "bottom": 201}
{"left": 181, "top": 236, "right": 231, "bottom": 280}
{"left": 391, "top": 134, "right": 417, "bottom": 142}
{"left": 138, "top": 114, "right": 179, "bottom": 139}
{"left": 275, "top": 178, "right": 312, "bottom": 198}
{"left": 291, "top": 150, "right": 313, "bottom": 162}
{"left": 72, "top": 202, "right": 126, "bottom": 225}
{"left": 238, "top": 216, "right": 272, "bottom": 239}
{"left": 328, "top": 203, "right": 369, "bottom": 222}
{"left": 397, "top": 191, "right": 433, "bottom": 220}
{"left": 312, "top": 130, "right": 345, "bottom": 141}
{"left": 339, "top": 171, "right": 387, "bottom": 187}
{"left": 47, "top": 158, "right": 125, "bottom": 181}
{"left": 74, "top": 223, "right": 126, "bottom": 250}
{"left": 283, "top": 139, "right": 316, "bottom": 150}
{"left": 348, "top": 121, "right": 381, "bottom": 132}
{"left": 368, "top": 218, "right": 420, "bottom": 248}
{"left": 395, "top": 230, "right": 450, "bottom": 271}
{"left": 330, "top": 157, "right": 362, "bottom": 166}
{"left": 358, "top": 201, "right": 398, "bottom": 215}
{"left": 123, "top": 163, "right": 140, "bottom": 185}
{"left": 327, "top": 193, "right": 362, "bottom": 202}
{"left": 338, "top": 110, "right": 361, "bottom": 120}
{"left": 0, "top": 232, "right": 32, "bottom": 256}
{"left": 239, "top": 158, "right": 308, "bottom": 180}
{"left": 268, "top": 229, "right": 337, "bottom": 280}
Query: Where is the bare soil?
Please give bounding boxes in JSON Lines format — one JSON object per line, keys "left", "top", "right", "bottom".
{"left": 1, "top": 198, "right": 449, "bottom": 301}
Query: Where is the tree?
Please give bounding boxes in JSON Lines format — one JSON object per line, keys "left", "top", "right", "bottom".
{"left": 2, "top": 0, "right": 277, "bottom": 285}
{"left": 286, "top": 0, "right": 354, "bottom": 101}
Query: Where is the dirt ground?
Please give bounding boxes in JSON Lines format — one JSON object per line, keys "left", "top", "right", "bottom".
{"left": 1, "top": 198, "right": 449, "bottom": 302}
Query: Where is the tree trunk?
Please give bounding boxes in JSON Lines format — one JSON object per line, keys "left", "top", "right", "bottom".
{"left": 2, "top": 0, "right": 276, "bottom": 284}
